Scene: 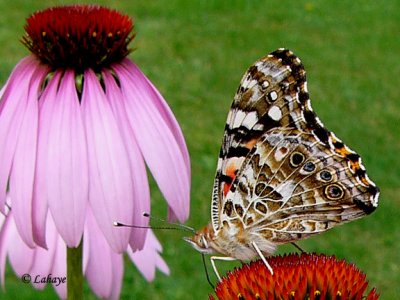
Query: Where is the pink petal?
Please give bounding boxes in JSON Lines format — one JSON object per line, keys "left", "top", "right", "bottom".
{"left": 8, "top": 64, "right": 47, "bottom": 248}
{"left": 0, "top": 82, "right": 6, "bottom": 101}
{"left": 0, "top": 57, "right": 40, "bottom": 113}
{"left": 128, "top": 230, "right": 169, "bottom": 281}
{"left": 0, "top": 206, "right": 12, "bottom": 287}
{"left": 84, "top": 208, "right": 122, "bottom": 299}
{"left": 0, "top": 208, "right": 68, "bottom": 297}
{"left": 113, "top": 62, "right": 190, "bottom": 222}
{"left": 30, "top": 214, "right": 59, "bottom": 290}
{"left": 7, "top": 212, "right": 35, "bottom": 276}
{"left": 32, "top": 71, "right": 64, "bottom": 248}
{"left": 46, "top": 70, "right": 89, "bottom": 247}
{"left": 121, "top": 59, "right": 190, "bottom": 174}
{"left": 81, "top": 69, "right": 133, "bottom": 252}
{"left": 102, "top": 70, "right": 150, "bottom": 250}
{"left": 51, "top": 232, "right": 67, "bottom": 299}
{"left": 0, "top": 57, "right": 42, "bottom": 215}
{"left": 109, "top": 253, "right": 123, "bottom": 300}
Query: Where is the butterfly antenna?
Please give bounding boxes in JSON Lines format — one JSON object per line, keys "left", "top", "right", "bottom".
{"left": 142, "top": 212, "right": 196, "bottom": 233}
{"left": 291, "top": 242, "right": 305, "bottom": 253}
{"left": 113, "top": 212, "right": 195, "bottom": 233}
{"left": 202, "top": 253, "right": 215, "bottom": 289}
{"left": 113, "top": 221, "right": 194, "bottom": 232}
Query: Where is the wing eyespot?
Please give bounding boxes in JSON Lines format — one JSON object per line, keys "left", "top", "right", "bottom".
{"left": 324, "top": 183, "right": 344, "bottom": 200}
{"left": 303, "top": 161, "right": 316, "bottom": 172}
{"left": 290, "top": 152, "right": 305, "bottom": 167}
{"left": 319, "top": 170, "right": 333, "bottom": 182}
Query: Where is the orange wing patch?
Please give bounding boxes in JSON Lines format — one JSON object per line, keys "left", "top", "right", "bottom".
{"left": 223, "top": 158, "right": 244, "bottom": 196}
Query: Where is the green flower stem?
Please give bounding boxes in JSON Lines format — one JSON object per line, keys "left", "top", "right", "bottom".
{"left": 67, "top": 242, "right": 83, "bottom": 300}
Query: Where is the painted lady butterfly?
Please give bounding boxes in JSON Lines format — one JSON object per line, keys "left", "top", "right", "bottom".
{"left": 184, "top": 49, "right": 379, "bottom": 279}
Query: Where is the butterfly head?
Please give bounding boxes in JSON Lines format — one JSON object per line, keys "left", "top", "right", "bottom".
{"left": 183, "top": 223, "right": 217, "bottom": 254}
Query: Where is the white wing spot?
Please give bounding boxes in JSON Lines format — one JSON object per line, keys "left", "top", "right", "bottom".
{"left": 268, "top": 106, "right": 282, "bottom": 121}
{"left": 242, "top": 111, "right": 258, "bottom": 129}
{"left": 230, "top": 109, "right": 259, "bottom": 129}
{"left": 232, "top": 109, "right": 246, "bottom": 128}
{"left": 303, "top": 81, "right": 309, "bottom": 92}
{"left": 268, "top": 91, "right": 278, "bottom": 101}
{"left": 253, "top": 123, "right": 264, "bottom": 131}
{"left": 262, "top": 81, "right": 270, "bottom": 89}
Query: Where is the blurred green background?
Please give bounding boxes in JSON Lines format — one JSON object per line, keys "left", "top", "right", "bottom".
{"left": 0, "top": 0, "right": 398, "bottom": 299}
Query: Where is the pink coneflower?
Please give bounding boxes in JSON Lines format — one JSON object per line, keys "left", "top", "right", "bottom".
{"left": 0, "top": 5, "right": 190, "bottom": 299}
{"left": 209, "top": 253, "right": 379, "bottom": 300}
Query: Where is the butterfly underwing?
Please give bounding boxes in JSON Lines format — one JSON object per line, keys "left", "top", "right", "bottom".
{"left": 184, "top": 48, "right": 379, "bottom": 278}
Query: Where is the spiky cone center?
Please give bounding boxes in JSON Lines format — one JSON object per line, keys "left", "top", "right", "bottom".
{"left": 209, "top": 253, "right": 379, "bottom": 300}
{"left": 22, "top": 5, "right": 134, "bottom": 72}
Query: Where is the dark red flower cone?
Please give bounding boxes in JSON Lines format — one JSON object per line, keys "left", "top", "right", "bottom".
{"left": 209, "top": 253, "right": 379, "bottom": 300}
{"left": 22, "top": 5, "right": 134, "bottom": 71}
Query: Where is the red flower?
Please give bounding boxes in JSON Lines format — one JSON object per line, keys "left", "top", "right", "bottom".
{"left": 209, "top": 253, "right": 379, "bottom": 300}
{"left": 22, "top": 5, "right": 134, "bottom": 71}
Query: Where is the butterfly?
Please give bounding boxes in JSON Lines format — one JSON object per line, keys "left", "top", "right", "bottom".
{"left": 184, "top": 48, "right": 380, "bottom": 280}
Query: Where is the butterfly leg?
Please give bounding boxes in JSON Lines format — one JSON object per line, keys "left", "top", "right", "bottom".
{"left": 210, "top": 256, "right": 237, "bottom": 281}
{"left": 201, "top": 254, "right": 215, "bottom": 289}
{"left": 251, "top": 242, "right": 274, "bottom": 275}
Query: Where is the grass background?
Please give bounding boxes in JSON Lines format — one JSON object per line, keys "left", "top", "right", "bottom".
{"left": 0, "top": 0, "right": 399, "bottom": 299}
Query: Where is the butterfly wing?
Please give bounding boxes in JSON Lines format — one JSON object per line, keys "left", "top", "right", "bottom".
{"left": 223, "top": 128, "right": 379, "bottom": 243}
{"left": 212, "top": 49, "right": 306, "bottom": 230}
{"left": 212, "top": 49, "right": 379, "bottom": 241}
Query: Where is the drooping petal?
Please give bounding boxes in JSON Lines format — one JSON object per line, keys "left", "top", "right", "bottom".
{"left": 81, "top": 69, "right": 133, "bottom": 252}
{"left": 9, "top": 64, "right": 48, "bottom": 248}
{"left": 128, "top": 230, "right": 169, "bottom": 281}
{"left": 46, "top": 70, "right": 89, "bottom": 247}
{"left": 30, "top": 214, "right": 60, "bottom": 290}
{"left": 0, "top": 81, "right": 7, "bottom": 101}
{"left": 102, "top": 70, "right": 150, "bottom": 251}
{"left": 50, "top": 231, "right": 67, "bottom": 299}
{"left": 109, "top": 253, "right": 123, "bottom": 300}
{"left": 0, "top": 56, "right": 37, "bottom": 113}
{"left": 7, "top": 212, "right": 35, "bottom": 276}
{"left": 84, "top": 208, "right": 123, "bottom": 299}
{"left": 121, "top": 59, "right": 190, "bottom": 175}
{"left": 1, "top": 212, "right": 66, "bottom": 296}
{"left": 32, "top": 71, "right": 63, "bottom": 248}
{"left": 0, "top": 204, "right": 12, "bottom": 287}
{"left": 114, "top": 61, "right": 190, "bottom": 222}
{"left": 0, "top": 56, "right": 44, "bottom": 216}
